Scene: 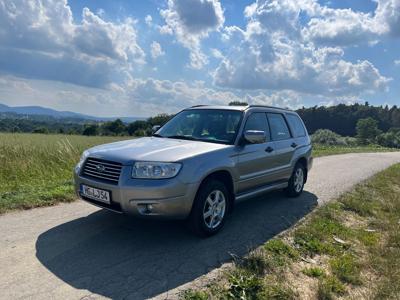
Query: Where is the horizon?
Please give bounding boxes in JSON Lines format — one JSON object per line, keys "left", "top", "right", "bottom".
{"left": 0, "top": 0, "right": 399, "bottom": 117}
{"left": 1, "top": 100, "right": 397, "bottom": 120}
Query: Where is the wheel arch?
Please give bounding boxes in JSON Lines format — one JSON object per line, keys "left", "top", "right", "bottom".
{"left": 295, "top": 156, "right": 308, "bottom": 183}
{"left": 194, "top": 170, "right": 235, "bottom": 213}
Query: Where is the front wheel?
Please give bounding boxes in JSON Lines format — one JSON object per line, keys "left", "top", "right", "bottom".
{"left": 188, "top": 179, "right": 229, "bottom": 237}
{"left": 285, "top": 163, "right": 306, "bottom": 197}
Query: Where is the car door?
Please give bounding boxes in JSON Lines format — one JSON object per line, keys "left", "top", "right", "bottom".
{"left": 266, "top": 112, "right": 295, "bottom": 181}
{"left": 285, "top": 113, "right": 308, "bottom": 151}
{"left": 236, "top": 112, "right": 277, "bottom": 193}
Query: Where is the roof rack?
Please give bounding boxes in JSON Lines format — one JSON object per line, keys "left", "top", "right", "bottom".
{"left": 190, "top": 105, "right": 210, "bottom": 108}
{"left": 246, "top": 105, "right": 292, "bottom": 111}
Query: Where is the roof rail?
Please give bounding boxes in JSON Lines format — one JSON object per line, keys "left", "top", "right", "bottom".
{"left": 247, "top": 105, "right": 292, "bottom": 111}
{"left": 190, "top": 105, "right": 209, "bottom": 108}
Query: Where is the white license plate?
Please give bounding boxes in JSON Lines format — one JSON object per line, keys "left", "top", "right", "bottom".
{"left": 80, "top": 185, "right": 110, "bottom": 204}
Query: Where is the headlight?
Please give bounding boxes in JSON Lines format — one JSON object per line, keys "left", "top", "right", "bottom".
{"left": 77, "top": 150, "right": 90, "bottom": 169}
{"left": 132, "top": 162, "right": 182, "bottom": 179}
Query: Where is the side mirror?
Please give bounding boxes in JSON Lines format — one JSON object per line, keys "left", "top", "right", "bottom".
{"left": 244, "top": 130, "right": 266, "bottom": 144}
{"left": 152, "top": 125, "right": 161, "bottom": 133}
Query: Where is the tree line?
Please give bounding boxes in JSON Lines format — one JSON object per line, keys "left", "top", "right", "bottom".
{"left": 1, "top": 103, "right": 399, "bottom": 148}
{"left": 297, "top": 102, "right": 400, "bottom": 136}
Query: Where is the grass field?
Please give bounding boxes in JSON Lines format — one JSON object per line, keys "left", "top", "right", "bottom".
{"left": 0, "top": 133, "right": 397, "bottom": 214}
{"left": 181, "top": 164, "right": 400, "bottom": 299}
{"left": 0, "top": 133, "right": 129, "bottom": 214}
{"left": 312, "top": 144, "right": 396, "bottom": 157}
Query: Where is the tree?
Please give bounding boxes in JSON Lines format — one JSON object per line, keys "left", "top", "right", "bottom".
{"left": 102, "top": 119, "right": 126, "bottom": 135}
{"left": 229, "top": 101, "right": 248, "bottom": 106}
{"left": 32, "top": 127, "right": 49, "bottom": 134}
{"left": 82, "top": 124, "right": 99, "bottom": 136}
{"left": 147, "top": 114, "right": 173, "bottom": 126}
{"left": 127, "top": 120, "right": 149, "bottom": 136}
{"left": 356, "top": 117, "right": 381, "bottom": 144}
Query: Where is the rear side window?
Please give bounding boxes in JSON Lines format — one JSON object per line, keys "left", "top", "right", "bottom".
{"left": 244, "top": 113, "right": 270, "bottom": 140}
{"left": 286, "top": 114, "right": 306, "bottom": 137}
{"left": 267, "top": 113, "right": 291, "bottom": 141}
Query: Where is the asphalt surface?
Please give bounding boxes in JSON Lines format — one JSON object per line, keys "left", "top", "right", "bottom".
{"left": 1, "top": 152, "right": 400, "bottom": 300}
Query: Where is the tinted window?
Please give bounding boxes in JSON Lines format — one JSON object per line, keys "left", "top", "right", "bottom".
{"left": 286, "top": 114, "right": 306, "bottom": 137}
{"left": 244, "top": 113, "right": 270, "bottom": 140}
{"left": 267, "top": 113, "right": 291, "bottom": 140}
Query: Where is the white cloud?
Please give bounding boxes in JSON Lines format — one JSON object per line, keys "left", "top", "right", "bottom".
{"left": 214, "top": 0, "right": 390, "bottom": 98}
{"left": 0, "top": 0, "right": 145, "bottom": 88}
{"left": 303, "top": 8, "right": 381, "bottom": 46}
{"left": 150, "top": 41, "right": 165, "bottom": 59}
{"left": 395, "top": 59, "right": 400, "bottom": 65}
{"left": 375, "top": 0, "right": 400, "bottom": 37}
{"left": 160, "top": 0, "right": 225, "bottom": 69}
{"left": 211, "top": 48, "right": 224, "bottom": 59}
{"left": 302, "top": 0, "right": 400, "bottom": 46}
{"left": 245, "top": 91, "right": 302, "bottom": 109}
{"left": 145, "top": 14, "right": 153, "bottom": 26}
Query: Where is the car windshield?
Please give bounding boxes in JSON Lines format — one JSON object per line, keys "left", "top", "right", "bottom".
{"left": 155, "top": 109, "right": 243, "bottom": 144}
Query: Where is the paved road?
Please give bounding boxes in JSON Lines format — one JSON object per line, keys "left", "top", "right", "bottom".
{"left": 1, "top": 152, "right": 400, "bottom": 300}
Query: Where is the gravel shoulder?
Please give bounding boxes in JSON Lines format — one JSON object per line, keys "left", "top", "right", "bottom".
{"left": 1, "top": 152, "right": 399, "bottom": 300}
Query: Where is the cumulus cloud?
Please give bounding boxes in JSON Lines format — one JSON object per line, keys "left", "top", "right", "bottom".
{"left": 301, "top": 0, "right": 400, "bottom": 46}
{"left": 145, "top": 14, "right": 153, "bottom": 26}
{"left": 214, "top": 0, "right": 390, "bottom": 98}
{"left": 160, "top": 0, "right": 224, "bottom": 69}
{"left": 375, "top": 0, "right": 400, "bottom": 37}
{"left": 0, "top": 0, "right": 145, "bottom": 88}
{"left": 150, "top": 41, "right": 165, "bottom": 59}
{"left": 303, "top": 8, "right": 381, "bottom": 46}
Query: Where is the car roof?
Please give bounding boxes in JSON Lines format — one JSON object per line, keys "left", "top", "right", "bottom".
{"left": 185, "top": 105, "right": 294, "bottom": 113}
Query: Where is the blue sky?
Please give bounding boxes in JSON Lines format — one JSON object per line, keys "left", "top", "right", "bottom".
{"left": 0, "top": 0, "right": 399, "bottom": 117}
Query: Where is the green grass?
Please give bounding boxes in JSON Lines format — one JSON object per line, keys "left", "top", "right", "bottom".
{"left": 312, "top": 143, "right": 397, "bottom": 157}
{"left": 181, "top": 164, "right": 400, "bottom": 300}
{"left": 0, "top": 133, "right": 398, "bottom": 216}
{"left": 0, "top": 133, "right": 129, "bottom": 213}
{"left": 302, "top": 267, "right": 325, "bottom": 278}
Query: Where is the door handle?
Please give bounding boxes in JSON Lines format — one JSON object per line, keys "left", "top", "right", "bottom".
{"left": 265, "top": 146, "right": 274, "bottom": 153}
{"left": 291, "top": 142, "right": 298, "bottom": 148}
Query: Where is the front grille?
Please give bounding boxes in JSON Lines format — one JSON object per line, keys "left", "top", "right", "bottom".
{"left": 81, "top": 157, "right": 122, "bottom": 185}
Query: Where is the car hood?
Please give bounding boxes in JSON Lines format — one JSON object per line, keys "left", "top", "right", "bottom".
{"left": 87, "top": 137, "right": 231, "bottom": 165}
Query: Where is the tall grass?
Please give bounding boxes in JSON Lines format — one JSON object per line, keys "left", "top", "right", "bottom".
{"left": 0, "top": 133, "right": 129, "bottom": 213}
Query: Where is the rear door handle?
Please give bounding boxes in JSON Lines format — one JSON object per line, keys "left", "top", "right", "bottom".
{"left": 291, "top": 142, "right": 297, "bottom": 148}
{"left": 265, "top": 146, "right": 274, "bottom": 153}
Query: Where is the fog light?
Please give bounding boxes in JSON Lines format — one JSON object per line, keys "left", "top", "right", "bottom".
{"left": 145, "top": 204, "right": 153, "bottom": 212}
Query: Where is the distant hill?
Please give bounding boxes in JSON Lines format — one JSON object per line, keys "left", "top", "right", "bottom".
{"left": 0, "top": 103, "right": 143, "bottom": 123}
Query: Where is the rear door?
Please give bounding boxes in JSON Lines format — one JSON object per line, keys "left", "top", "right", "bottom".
{"left": 266, "top": 113, "right": 295, "bottom": 181}
{"left": 286, "top": 113, "right": 308, "bottom": 150}
{"left": 236, "top": 112, "right": 277, "bottom": 193}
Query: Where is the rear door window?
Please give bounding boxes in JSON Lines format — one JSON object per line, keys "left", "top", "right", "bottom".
{"left": 267, "top": 113, "right": 291, "bottom": 141}
{"left": 286, "top": 114, "right": 306, "bottom": 137}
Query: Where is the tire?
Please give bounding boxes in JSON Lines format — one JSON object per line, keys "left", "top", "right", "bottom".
{"left": 285, "top": 163, "right": 306, "bottom": 197}
{"left": 188, "top": 179, "right": 229, "bottom": 237}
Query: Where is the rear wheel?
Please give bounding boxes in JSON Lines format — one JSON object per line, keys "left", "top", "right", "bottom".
{"left": 188, "top": 179, "right": 229, "bottom": 237}
{"left": 285, "top": 163, "right": 305, "bottom": 197}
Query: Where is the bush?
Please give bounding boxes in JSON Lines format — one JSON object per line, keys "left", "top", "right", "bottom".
{"left": 82, "top": 124, "right": 99, "bottom": 136}
{"left": 311, "top": 129, "right": 347, "bottom": 146}
{"left": 32, "top": 127, "right": 49, "bottom": 134}
{"left": 376, "top": 128, "right": 400, "bottom": 148}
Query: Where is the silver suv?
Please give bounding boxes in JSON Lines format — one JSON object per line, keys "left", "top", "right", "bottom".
{"left": 74, "top": 105, "right": 312, "bottom": 236}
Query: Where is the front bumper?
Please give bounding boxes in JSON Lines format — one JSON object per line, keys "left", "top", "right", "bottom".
{"left": 74, "top": 166, "right": 198, "bottom": 219}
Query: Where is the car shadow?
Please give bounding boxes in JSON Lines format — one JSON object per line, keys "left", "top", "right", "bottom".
{"left": 35, "top": 190, "right": 318, "bottom": 299}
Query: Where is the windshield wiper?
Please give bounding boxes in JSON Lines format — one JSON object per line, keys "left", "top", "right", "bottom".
{"left": 152, "top": 133, "right": 163, "bottom": 137}
{"left": 166, "top": 135, "right": 198, "bottom": 141}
